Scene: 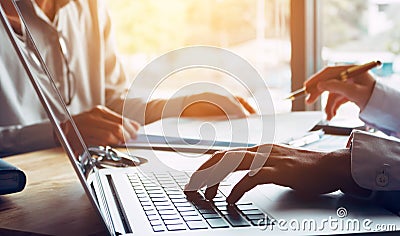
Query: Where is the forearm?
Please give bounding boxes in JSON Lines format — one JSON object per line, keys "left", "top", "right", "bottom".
{"left": 0, "top": 121, "right": 59, "bottom": 157}
{"left": 108, "top": 96, "right": 185, "bottom": 125}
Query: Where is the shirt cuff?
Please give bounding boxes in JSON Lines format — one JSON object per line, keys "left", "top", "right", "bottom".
{"left": 359, "top": 82, "right": 400, "bottom": 136}
{"left": 350, "top": 130, "right": 400, "bottom": 191}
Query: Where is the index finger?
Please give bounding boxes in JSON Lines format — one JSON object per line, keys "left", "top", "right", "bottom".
{"left": 185, "top": 151, "right": 243, "bottom": 192}
{"left": 304, "top": 66, "right": 352, "bottom": 104}
{"left": 185, "top": 149, "right": 275, "bottom": 193}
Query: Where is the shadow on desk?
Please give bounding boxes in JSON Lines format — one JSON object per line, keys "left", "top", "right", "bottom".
{"left": 0, "top": 148, "right": 107, "bottom": 236}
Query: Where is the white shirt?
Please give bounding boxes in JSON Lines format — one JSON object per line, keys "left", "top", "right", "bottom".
{"left": 0, "top": 0, "right": 177, "bottom": 156}
{"left": 351, "top": 82, "right": 400, "bottom": 191}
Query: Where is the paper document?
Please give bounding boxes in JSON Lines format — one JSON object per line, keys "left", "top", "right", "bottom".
{"left": 124, "top": 112, "right": 322, "bottom": 149}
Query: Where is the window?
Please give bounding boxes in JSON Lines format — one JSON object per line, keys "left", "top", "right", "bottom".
{"left": 321, "top": 0, "right": 400, "bottom": 118}
{"left": 106, "top": 0, "right": 291, "bottom": 113}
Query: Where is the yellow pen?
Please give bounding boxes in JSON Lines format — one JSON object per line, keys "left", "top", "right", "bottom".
{"left": 286, "top": 60, "right": 382, "bottom": 101}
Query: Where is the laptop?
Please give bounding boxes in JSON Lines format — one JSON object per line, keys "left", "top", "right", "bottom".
{"left": 1, "top": 2, "right": 399, "bottom": 235}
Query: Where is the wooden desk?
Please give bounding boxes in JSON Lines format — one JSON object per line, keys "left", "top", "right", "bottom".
{"left": 0, "top": 148, "right": 107, "bottom": 235}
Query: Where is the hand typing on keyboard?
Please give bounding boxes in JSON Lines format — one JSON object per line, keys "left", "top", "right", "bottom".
{"left": 185, "top": 144, "right": 368, "bottom": 204}
{"left": 129, "top": 172, "right": 269, "bottom": 232}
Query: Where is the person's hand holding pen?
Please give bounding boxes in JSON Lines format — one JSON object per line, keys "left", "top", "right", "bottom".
{"left": 291, "top": 61, "right": 380, "bottom": 120}
{"left": 305, "top": 63, "right": 377, "bottom": 120}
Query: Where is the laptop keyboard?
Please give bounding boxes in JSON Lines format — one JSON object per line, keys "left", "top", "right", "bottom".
{"left": 127, "top": 172, "right": 273, "bottom": 232}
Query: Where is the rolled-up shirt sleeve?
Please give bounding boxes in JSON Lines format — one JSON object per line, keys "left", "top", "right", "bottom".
{"left": 350, "top": 130, "right": 400, "bottom": 191}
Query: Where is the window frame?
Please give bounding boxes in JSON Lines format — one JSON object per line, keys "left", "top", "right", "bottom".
{"left": 290, "top": 0, "right": 322, "bottom": 111}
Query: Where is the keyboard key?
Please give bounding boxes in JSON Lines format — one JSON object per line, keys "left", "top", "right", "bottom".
{"left": 152, "top": 225, "right": 166, "bottom": 232}
{"left": 145, "top": 187, "right": 163, "bottom": 191}
{"left": 165, "top": 188, "right": 181, "bottom": 193}
{"left": 180, "top": 211, "right": 199, "bottom": 216}
{"left": 166, "top": 224, "right": 186, "bottom": 231}
{"left": 206, "top": 218, "right": 229, "bottom": 228}
{"left": 202, "top": 213, "right": 221, "bottom": 219}
{"left": 145, "top": 210, "right": 157, "bottom": 216}
{"left": 143, "top": 205, "right": 155, "bottom": 211}
{"left": 153, "top": 202, "right": 171, "bottom": 206}
{"left": 150, "top": 219, "right": 163, "bottom": 226}
{"left": 155, "top": 205, "right": 174, "bottom": 211}
{"left": 216, "top": 205, "right": 228, "bottom": 211}
{"left": 149, "top": 193, "right": 166, "bottom": 198}
{"left": 224, "top": 214, "right": 251, "bottom": 227}
{"left": 167, "top": 192, "right": 185, "bottom": 196}
{"left": 235, "top": 199, "right": 252, "bottom": 205}
{"left": 163, "top": 219, "right": 184, "bottom": 225}
{"left": 151, "top": 197, "right": 168, "bottom": 202}
{"left": 171, "top": 198, "right": 189, "bottom": 203}
{"left": 141, "top": 202, "right": 152, "bottom": 207}
{"left": 146, "top": 189, "right": 164, "bottom": 194}
{"left": 186, "top": 220, "right": 209, "bottom": 230}
{"left": 176, "top": 206, "right": 195, "bottom": 212}
{"left": 173, "top": 202, "right": 191, "bottom": 207}
{"left": 236, "top": 204, "right": 258, "bottom": 211}
{"left": 198, "top": 208, "right": 217, "bottom": 214}
{"left": 154, "top": 173, "right": 170, "bottom": 176}
{"left": 134, "top": 190, "right": 145, "bottom": 194}
{"left": 169, "top": 195, "right": 186, "bottom": 199}
{"left": 162, "top": 183, "right": 178, "bottom": 188}
{"left": 158, "top": 181, "right": 175, "bottom": 185}
{"left": 182, "top": 215, "right": 203, "bottom": 221}
{"left": 241, "top": 209, "right": 264, "bottom": 215}
{"left": 245, "top": 214, "right": 265, "bottom": 220}
{"left": 147, "top": 215, "right": 160, "bottom": 221}
{"left": 138, "top": 197, "right": 150, "bottom": 203}
{"left": 143, "top": 183, "right": 158, "bottom": 188}
{"left": 213, "top": 201, "right": 227, "bottom": 206}
{"left": 161, "top": 214, "right": 180, "bottom": 220}
{"left": 136, "top": 193, "right": 147, "bottom": 198}
{"left": 158, "top": 209, "right": 178, "bottom": 215}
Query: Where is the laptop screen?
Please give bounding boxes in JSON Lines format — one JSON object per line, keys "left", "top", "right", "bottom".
{"left": 0, "top": 1, "right": 111, "bottom": 233}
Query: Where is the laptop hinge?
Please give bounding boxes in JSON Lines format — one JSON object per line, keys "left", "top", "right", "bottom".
{"left": 106, "top": 175, "right": 133, "bottom": 234}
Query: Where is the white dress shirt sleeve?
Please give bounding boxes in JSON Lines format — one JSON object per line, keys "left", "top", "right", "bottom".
{"left": 350, "top": 130, "right": 400, "bottom": 191}
{"left": 359, "top": 82, "right": 400, "bottom": 137}
{"left": 348, "top": 81, "right": 400, "bottom": 193}
{"left": 345, "top": 81, "right": 400, "bottom": 201}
